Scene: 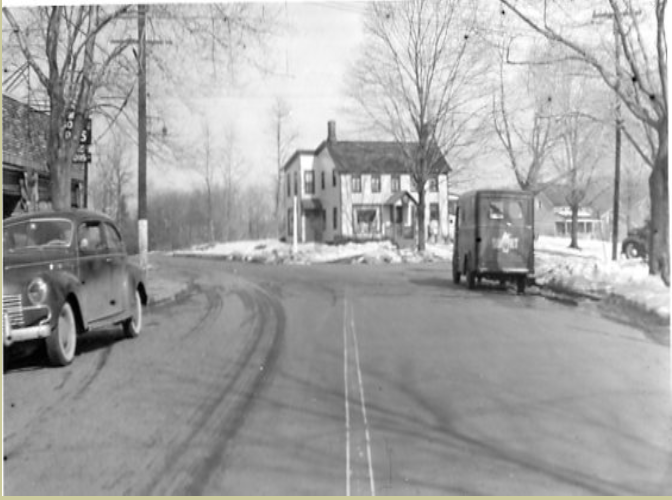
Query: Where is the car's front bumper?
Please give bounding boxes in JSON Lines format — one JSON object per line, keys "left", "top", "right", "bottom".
{"left": 3, "top": 316, "right": 52, "bottom": 346}
{"left": 2, "top": 295, "right": 52, "bottom": 346}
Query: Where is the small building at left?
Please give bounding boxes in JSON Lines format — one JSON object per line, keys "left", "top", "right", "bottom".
{"left": 2, "top": 95, "right": 87, "bottom": 218}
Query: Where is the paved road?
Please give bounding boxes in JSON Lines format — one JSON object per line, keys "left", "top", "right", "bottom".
{"left": 3, "top": 256, "right": 670, "bottom": 495}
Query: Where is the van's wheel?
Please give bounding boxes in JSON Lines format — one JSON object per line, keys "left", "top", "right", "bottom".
{"left": 46, "top": 302, "right": 77, "bottom": 366}
{"left": 516, "top": 276, "right": 526, "bottom": 295}
{"left": 452, "top": 261, "right": 461, "bottom": 284}
{"left": 123, "top": 290, "right": 143, "bottom": 338}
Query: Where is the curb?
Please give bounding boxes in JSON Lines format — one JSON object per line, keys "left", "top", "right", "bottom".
{"left": 601, "top": 293, "right": 670, "bottom": 326}
{"left": 536, "top": 280, "right": 604, "bottom": 302}
{"left": 539, "top": 280, "right": 669, "bottom": 333}
{"left": 146, "top": 283, "right": 194, "bottom": 308}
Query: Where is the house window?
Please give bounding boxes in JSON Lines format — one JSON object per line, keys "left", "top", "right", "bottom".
{"left": 354, "top": 206, "right": 379, "bottom": 235}
{"left": 321, "top": 171, "right": 326, "bottom": 190}
{"left": 429, "top": 176, "right": 438, "bottom": 192}
{"left": 371, "top": 174, "right": 381, "bottom": 193}
{"left": 304, "top": 171, "right": 315, "bottom": 195}
{"left": 391, "top": 175, "right": 400, "bottom": 192}
{"left": 294, "top": 172, "right": 298, "bottom": 196}
{"left": 286, "top": 173, "right": 291, "bottom": 197}
{"left": 430, "top": 203, "right": 440, "bottom": 221}
{"left": 288, "top": 208, "right": 293, "bottom": 236}
{"left": 352, "top": 175, "right": 362, "bottom": 193}
{"left": 333, "top": 207, "right": 338, "bottom": 230}
{"left": 333, "top": 170, "right": 337, "bottom": 187}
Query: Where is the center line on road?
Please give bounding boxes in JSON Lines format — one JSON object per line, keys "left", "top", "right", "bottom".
{"left": 343, "top": 296, "right": 352, "bottom": 496}
{"left": 350, "top": 301, "right": 376, "bottom": 496}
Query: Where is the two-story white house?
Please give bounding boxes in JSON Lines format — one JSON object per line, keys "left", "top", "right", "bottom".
{"left": 281, "top": 121, "right": 451, "bottom": 244}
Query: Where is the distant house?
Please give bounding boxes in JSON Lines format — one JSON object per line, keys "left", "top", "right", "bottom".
{"left": 2, "top": 95, "right": 86, "bottom": 218}
{"left": 535, "top": 184, "right": 609, "bottom": 240}
{"left": 281, "top": 121, "right": 451, "bottom": 244}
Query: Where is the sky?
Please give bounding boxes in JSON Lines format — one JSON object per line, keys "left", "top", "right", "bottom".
{"left": 146, "top": 1, "right": 372, "bottom": 194}
{"left": 2, "top": 0, "right": 374, "bottom": 200}
{"left": 3, "top": 0, "right": 657, "bottom": 203}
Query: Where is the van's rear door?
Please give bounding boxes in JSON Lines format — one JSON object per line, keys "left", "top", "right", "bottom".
{"left": 478, "top": 194, "right": 533, "bottom": 273}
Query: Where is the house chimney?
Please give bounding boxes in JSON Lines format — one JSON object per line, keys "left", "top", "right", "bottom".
{"left": 327, "top": 120, "right": 337, "bottom": 143}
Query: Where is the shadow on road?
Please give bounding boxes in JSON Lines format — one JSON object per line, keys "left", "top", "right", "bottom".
{"left": 3, "top": 327, "right": 124, "bottom": 373}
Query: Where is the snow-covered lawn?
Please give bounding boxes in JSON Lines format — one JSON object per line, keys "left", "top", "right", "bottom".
{"left": 174, "top": 236, "right": 669, "bottom": 321}
{"left": 174, "top": 239, "right": 453, "bottom": 265}
{"left": 534, "top": 236, "right": 669, "bottom": 321}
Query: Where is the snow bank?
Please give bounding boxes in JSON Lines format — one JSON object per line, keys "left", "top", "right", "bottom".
{"left": 174, "top": 239, "right": 456, "bottom": 265}
{"left": 534, "top": 236, "right": 669, "bottom": 320}
{"left": 174, "top": 236, "right": 669, "bottom": 320}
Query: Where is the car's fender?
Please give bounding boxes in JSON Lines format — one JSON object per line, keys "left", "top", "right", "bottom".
{"left": 36, "top": 270, "right": 84, "bottom": 330}
{"left": 126, "top": 262, "right": 148, "bottom": 305}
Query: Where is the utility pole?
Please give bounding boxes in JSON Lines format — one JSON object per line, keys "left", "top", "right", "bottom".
{"left": 612, "top": 18, "right": 622, "bottom": 262}
{"left": 138, "top": 3, "right": 148, "bottom": 272}
{"left": 593, "top": 8, "right": 639, "bottom": 261}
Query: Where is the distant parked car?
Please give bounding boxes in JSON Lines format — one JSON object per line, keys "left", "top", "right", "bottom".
{"left": 3, "top": 210, "right": 147, "bottom": 366}
{"left": 621, "top": 224, "right": 650, "bottom": 260}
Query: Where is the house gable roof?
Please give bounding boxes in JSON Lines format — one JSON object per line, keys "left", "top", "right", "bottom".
{"left": 317, "top": 140, "right": 450, "bottom": 175}
{"left": 2, "top": 95, "right": 49, "bottom": 173}
{"left": 281, "top": 149, "right": 315, "bottom": 172}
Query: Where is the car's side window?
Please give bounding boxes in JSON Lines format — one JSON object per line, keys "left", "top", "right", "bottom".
{"left": 78, "top": 222, "right": 105, "bottom": 252}
{"left": 103, "top": 223, "right": 124, "bottom": 253}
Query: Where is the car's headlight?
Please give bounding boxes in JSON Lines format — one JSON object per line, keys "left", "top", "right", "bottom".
{"left": 27, "top": 277, "right": 48, "bottom": 305}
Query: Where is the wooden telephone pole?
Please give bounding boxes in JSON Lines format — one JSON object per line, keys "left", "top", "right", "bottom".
{"left": 593, "top": 8, "right": 640, "bottom": 260}
{"left": 138, "top": 4, "right": 148, "bottom": 272}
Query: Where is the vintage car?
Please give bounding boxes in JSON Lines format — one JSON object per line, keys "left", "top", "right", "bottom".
{"left": 621, "top": 223, "right": 650, "bottom": 260}
{"left": 3, "top": 210, "right": 147, "bottom": 366}
{"left": 453, "top": 189, "right": 535, "bottom": 294}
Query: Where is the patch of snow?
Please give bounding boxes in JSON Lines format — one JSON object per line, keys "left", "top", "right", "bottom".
{"left": 174, "top": 235, "right": 669, "bottom": 320}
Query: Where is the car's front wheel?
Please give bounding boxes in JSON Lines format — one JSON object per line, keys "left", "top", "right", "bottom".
{"left": 123, "top": 290, "right": 142, "bottom": 338}
{"left": 46, "top": 302, "right": 77, "bottom": 366}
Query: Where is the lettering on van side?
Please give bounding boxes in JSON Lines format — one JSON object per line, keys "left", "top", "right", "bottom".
{"left": 492, "top": 232, "right": 518, "bottom": 254}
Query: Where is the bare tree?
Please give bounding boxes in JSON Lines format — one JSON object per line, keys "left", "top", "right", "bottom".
{"left": 219, "top": 126, "right": 246, "bottom": 242}
{"left": 90, "top": 128, "right": 132, "bottom": 224}
{"left": 3, "top": 5, "right": 135, "bottom": 210}
{"left": 500, "top": 0, "right": 668, "bottom": 283}
{"left": 492, "top": 39, "right": 561, "bottom": 191}
{"left": 554, "top": 112, "right": 608, "bottom": 249}
{"left": 349, "top": 0, "right": 489, "bottom": 251}
{"left": 270, "top": 96, "right": 298, "bottom": 236}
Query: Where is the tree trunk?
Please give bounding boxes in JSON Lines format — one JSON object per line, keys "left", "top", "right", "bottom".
{"left": 417, "top": 187, "right": 426, "bottom": 252}
{"left": 649, "top": 120, "right": 669, "bottom": 286}
{"left": 569, "top": 205, "right": 580, "bottom": 249}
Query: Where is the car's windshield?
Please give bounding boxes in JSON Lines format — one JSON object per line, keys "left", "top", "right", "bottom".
{"left": 3, "top": 218, "right": 74, "bottom": 252}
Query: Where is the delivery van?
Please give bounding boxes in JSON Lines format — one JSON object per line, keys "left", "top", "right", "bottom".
{"left": 453, "top": 190, "right": 534, "bottom": 293}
